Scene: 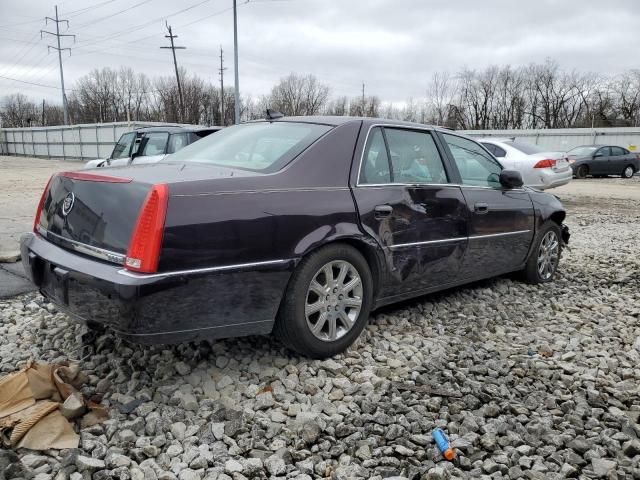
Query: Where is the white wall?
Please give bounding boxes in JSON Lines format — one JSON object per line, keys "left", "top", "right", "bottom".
{"left": 0, "top": 122, "right": 191, "bottom": 161}
{"left": 460, "top": 127, "right": 640, "bottom": 152}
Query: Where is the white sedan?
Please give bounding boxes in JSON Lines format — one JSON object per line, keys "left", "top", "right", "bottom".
{"left": 479, "top": 138, "right": 572, "bottom": 190}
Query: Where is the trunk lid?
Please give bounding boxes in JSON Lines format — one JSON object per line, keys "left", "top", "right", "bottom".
{"left": 37, "top": 163, "right": 261, "bottom": 261}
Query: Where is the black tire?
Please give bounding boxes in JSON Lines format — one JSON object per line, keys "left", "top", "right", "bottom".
{"left": 622, "top": 165, "right": 635, "bottom": 179}
{"left": 274, "top": 243, "right": 373, "bottom": 358}
{"left": 521, "top": 222, "right": 562, "bottom": 285}
{"left": 575, "top": 165, "right": 588, "bottom": 179}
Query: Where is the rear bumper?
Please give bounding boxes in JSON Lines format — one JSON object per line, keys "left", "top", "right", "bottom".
{"left": 20, "top": 232, "right": 293, "bottom": 345}
{"left": 527, "top": 168, "right": 573, "bottom": 190}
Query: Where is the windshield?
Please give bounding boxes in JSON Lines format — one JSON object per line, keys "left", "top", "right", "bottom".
{"left": 568, "top": 146, "right": 597, "bottom": 156}
{"left": 166, "top": 122, "right": 332, "bottom": 172}
{"left": 507, "top": 140, "right": 545, "bottom": 155}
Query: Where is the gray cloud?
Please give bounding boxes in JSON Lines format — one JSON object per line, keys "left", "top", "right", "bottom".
{"left": 1, "top": 0, "right": 639, "bottom": 104}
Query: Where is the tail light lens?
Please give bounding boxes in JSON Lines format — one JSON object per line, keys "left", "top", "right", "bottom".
{"left": 125, "top": 184, "right": 169, "bottom": 273}
{"left": 533, "top": 159, "right": 556, "bottom": 169}
{"left": 33, "top": 174, "right": 54, "bottom": 232}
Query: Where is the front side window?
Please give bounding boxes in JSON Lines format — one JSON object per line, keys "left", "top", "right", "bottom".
{"left": 360, "top": 127, "right": 391, "bottom": 184}
{"left": 443, "top": 133, "right": 502, "bottom": 188}
{"left": 167, "top": 122, "right": 331, "bottom": 173}
{"left": 111, "top": 132, "right": 135, "bottom": 159}
{"left": 140, "top": 132, "right": 169, "bottom": 156}
{"left": 385, "top": 128, "right": 448, "bottom": 184}
{"left": 596, "top": 146, "right": 610, "bottom": 157}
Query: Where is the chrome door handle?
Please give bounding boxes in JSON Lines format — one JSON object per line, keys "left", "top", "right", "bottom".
{"left": 474, "top": 202, "right": 489, "bottom": 214}
{"left": 374, "top": 204, "right": 393, "bottom": 219}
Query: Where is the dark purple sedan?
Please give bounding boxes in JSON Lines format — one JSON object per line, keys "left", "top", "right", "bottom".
{"left": 21, "top": 116, "right": 569, "bottom": 358}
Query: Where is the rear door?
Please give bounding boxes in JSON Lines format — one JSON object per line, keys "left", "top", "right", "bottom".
{"left": 609, "top": 146, "right": 627, "bottom": 173}
{"left": 352, "top": 126, "right": 468, "bottom": 298}
{"left": 438, "top": 132, "right": 535, "bottom": 278}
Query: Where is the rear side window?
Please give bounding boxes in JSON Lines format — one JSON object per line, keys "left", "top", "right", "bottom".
{"left": 360, "top": 128, "right": 391, "bottom": 184}
{"left": 443, "top": 134, "right": 502, "bottom": 188}
{"left": 481, "top": 142, "right": 506, "bottom": 158}
{"left": 140, "top": 132, "right": 169, "bottom": 156}
{"left": 167, "top": 122, "right": 331, "bottom": 173}
{"left": 111, "top": 132, "right": 135, "bottom": 159}
{"left": 610, "top": 146, "right": 626, "bottom": 156}
{"left": 384, "top": 128, "right": 448, "bottom": 184}
{"left": 167, "top": 133, "right": 189, "bottom": 154}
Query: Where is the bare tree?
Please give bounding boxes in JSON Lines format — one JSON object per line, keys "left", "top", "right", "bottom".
{"left": 270, "top": 73, "right": 330, "bottom": 116}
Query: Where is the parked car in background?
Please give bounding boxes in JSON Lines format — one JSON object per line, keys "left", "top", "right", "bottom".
{"left": 566, "top": 145, "right": 640, "bottom": 179}
{"left": 479, "top": 138, "right": 572, "bottom": 190}
{"left": 83, "top": 126, "right": 221, "bottom": 169}
{"left": 22, "top": 116, "right": 569, "bottom": 358}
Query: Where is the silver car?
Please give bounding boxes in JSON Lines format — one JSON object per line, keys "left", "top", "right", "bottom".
{"left": 84, "top": 126, "right": 222, "bottom": 169}
{"left": 480, "top": 138, "right": 572, "bottom": 190}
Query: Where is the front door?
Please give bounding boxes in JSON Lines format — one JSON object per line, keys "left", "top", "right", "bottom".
{"left": 352, "top": 126, "right": 468, "bottom": 299}
{"left": 439, "top": 133, "right": 535, "bottom": 279}
{"left": 591, "top": 146, "right": 611, "bottom": 175}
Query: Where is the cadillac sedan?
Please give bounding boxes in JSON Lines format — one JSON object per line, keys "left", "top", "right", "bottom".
{"left": 21, "top": 116, "right": 569, "bottom": 358}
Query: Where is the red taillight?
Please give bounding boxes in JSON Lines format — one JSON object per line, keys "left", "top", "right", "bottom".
{"left": 533, "top": 159, "right": 556, "bottom": 169}
{"left": 125, "top": 184, "right": 169, "bottom": 273}
{"left": 60, "top": 171, "right": 132, "bottom": 183}
{"left": 33, "top": 174, "right": 54, "bottom": 232}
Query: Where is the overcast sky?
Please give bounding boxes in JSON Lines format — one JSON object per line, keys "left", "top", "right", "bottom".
{"left": 1, "top": 0, "right": 639, "bottom": 105}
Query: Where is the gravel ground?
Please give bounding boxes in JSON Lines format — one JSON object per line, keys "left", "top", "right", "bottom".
{"left": 1, "top": 188, "right": 639, "bottom": 480}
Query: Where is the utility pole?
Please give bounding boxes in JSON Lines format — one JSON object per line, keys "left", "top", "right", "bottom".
{"left": 41, "top": 5, "right": 74, "bottom": 125}
{"left": 219, "top": 46, "right": 227, "bottom": 126}
{"left": 160, "top": 22, "right": 186, "bottom": 123}
{"left": 233, "top": 0, "right": 240, "bottom": 124}
{"left": 42, "top": 99, "right": 45, "bottom": 126}
{"left": 361, "top": 82, "right": 366, "bottom": 117}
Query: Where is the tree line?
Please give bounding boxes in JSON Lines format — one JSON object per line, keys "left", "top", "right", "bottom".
{"left": 2, "top": 60, "right": 639, "bottom": 129}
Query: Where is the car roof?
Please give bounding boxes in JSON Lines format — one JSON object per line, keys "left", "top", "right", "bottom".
{"left": 133, "top": 125, "right": 222, "bottom": 134}
{"left": 253, "top": 115, "right": 451, "bottom": 131}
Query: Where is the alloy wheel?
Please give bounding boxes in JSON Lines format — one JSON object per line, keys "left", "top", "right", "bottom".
{"left": 624, "top": 166, "right": 634, "bottom": 178}
{"left": 537, "top": 230, "right": 560, "bottom": 280}
{"left": 305, "top": 260, "right": 363, "bottom": 342}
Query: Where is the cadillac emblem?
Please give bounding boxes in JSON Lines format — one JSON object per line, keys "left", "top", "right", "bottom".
{"left": 62, "top": 192, "right": 75, "bottom": 216}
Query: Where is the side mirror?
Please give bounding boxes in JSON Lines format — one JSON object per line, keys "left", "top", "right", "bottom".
{"left": 594, "top": 152, "right": 603, "bottom": 158}
{"left": 499, "top": 169, "right": 524, "bottom": 189}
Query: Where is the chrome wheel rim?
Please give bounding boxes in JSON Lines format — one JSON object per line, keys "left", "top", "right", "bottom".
{"left": 624, "top": 166, "right": 633, "bottom": 178}
{"left": 537, "top": 230, "right": 559, "bottom": 280}
{"left": 305, "top": 260, "right": 363, "bottom": 342}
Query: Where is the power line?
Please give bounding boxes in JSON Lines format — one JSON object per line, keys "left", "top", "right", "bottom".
{"left": 41, "top": 6, "right": 75, "bottom": 124}
{"left": 0, "top": 75, "right": 61, "bottom": 89}
{"left": 73, "top": 0, "right": 155, "bottom": 31}
{"left": 72, "top": 0, "right": 211, "bottom": 48}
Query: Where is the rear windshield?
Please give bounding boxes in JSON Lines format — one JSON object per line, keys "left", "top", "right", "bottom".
{"left": 568, "top": 146, "right": 597, "bottom": 156}
{"left": 166, "top": 122, "right": 332, "bottom": 172}
{"left": 507, "top": 140, "right": 545, "bottom": 155}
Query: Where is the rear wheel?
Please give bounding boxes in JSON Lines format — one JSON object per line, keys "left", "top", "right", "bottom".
{"left": 274, "top": 244, "right": 373, "bottom": 358}
{"left": 575, "top": 165, "right": 589, "bottom": 179}
{"left": 521, "top": 222, "right": 562, "bottom": 284}
{"left": 622, "top": 165, "right": 635, "bottom": 178}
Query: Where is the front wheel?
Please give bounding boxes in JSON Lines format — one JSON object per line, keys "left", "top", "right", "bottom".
{"left": 622, "top": 165, "right": 635, "bottom": 178}
{"left": 521, "top": 222, "right": 562, "bottom": 284}
{"left": 274, "top": 244, "right": 373, "bottom": 358}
